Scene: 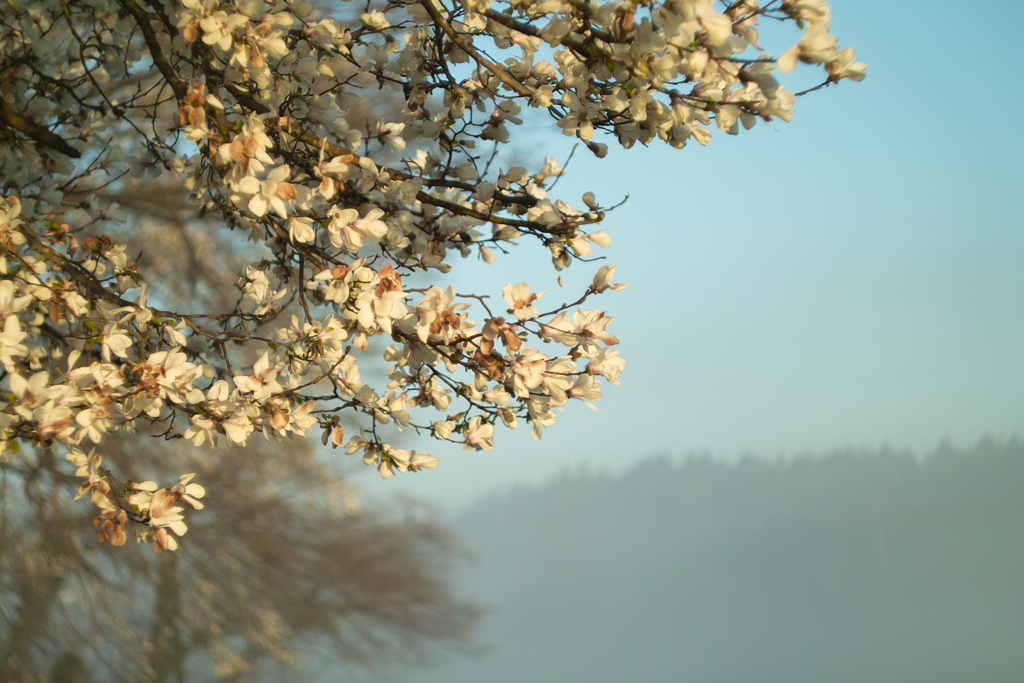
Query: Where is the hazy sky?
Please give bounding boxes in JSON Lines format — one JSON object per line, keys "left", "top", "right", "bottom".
{"left": 368, "top": 0, "right": 1024, "bottom": 512}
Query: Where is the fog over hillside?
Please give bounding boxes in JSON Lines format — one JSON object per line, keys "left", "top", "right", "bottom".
{"left": 392, "top": 438, "right": 1024, "bottom": 683}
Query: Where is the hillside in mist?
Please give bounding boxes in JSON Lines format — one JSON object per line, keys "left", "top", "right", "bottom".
{"left": 396, "top": 438, "right": 1024, "bottom": 683}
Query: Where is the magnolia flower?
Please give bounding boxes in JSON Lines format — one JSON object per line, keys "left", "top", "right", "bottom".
{"left": 0, "top": 195, "right": 24, "bottom": 235}
{"left": 777, "top": 21, "right": 839, "bottom": 73}
{"left": 36, "top": 402, "right": 75, "bottom": 444}
{"left": 162, "top": 321, "right": 188, "bottom": 347}
{"left": 568, "top": 234, "right": 592, "bottom": 257}
{"left": 502, "top": 282, "right": 544, "bottom": 321}
{"left": 237, "top": 165, "right": 296, "bottom": 217}
{"left": 482, "top": 316, "right": 523, "bottom": 352}
{"left": 408, "top": 452, "right": 439, "bottom": 472}
{"left": 0, "top": 315, "right": 27, "bottom": 372}
{"left": 288, "top": 216, "right": 316, "bottom": 243}
{"left": 482, "top": 405, "right": 510, "bottom": 430}
{"left": 326, "top": 207, "right": 362, "bottom": 250}
{"left": 587, "top": 348, "right": 626, "bottom": 385}
{"left": 698, "top": 10, "right": 734, "bottom": 46}
{"left": 353, "top": 208, "right": 388, "bottom": 243}
{"left": 322, "top": 424, "right": 345, "bottom": 448}
{"left": 566, "top": 374, "right": 602, "bottom": 410}
{"left": 184, "top": 415, "right": 217, "bottom": 447}
{"left": 313, "top": 263, "right": 351, "bottom": 304}
{"left": 510, "top": 348, "right": 548, "bottom": 398}
{"left": 591, "top": 264, "right": 627, "bottom": 293}
{"left": 316, "top": 152, "right": 353, "bottom": 200}
{"left": 199, "top": 11, "right": 247, "bottom": 52}
{"left": 127, "top": 480, "right": 161, "bottom": 514}
{"left": 240, "top": 266, "right": 287, "bottom": 315}
{"left": 153, "top": 527, "right": 178, "bottom": 554}
{"left": 100, "top": 323, "right": 132, "bottom": 362}
{"left": 171, "top": 473, "right": 206, "bottom": 509}
{"left": 463, "top": 416, "right": 495, "bottom": 451}
{"left": 360, "top": 10, "right": 389, "bottom": 30}
{"left": 543, "top": 310, "right": 619, "bottom": 350}
{"left": 326, "top": 207, "right": 387, "bottom": 251}
{"left": 557, "top": 91, "right": 600, "bottom": 140}
{"left": 288, "top": 400, "right": 318, "bottom": 434}
{"left": 536, "top": 155, "right": 564, "bottom": 181}
{"left": 0, "top": 280, "right": 30, "bottom": 317}
{"left": 574, "top": 310, "right": 619, "bottom": 348}
{"left": 413, "top": 286, "right": 469, "bottom": 344}
{"left": 96, "top": 509, "right": 128, "bottom": 546}
{"left": 222, "top": 136, "right": 273, "bottom": 177}
{"left": 9, "top": 371, "right": 47, "bottom": 420}
{"left": 221, "top": 410, "right": 253, "bottom": 445}
{"left": 233, "top": 351, "right": 283, "bottom": 400}
{"left": 432, "top": 420, "right": 456, "bottom": 439}
{"left": 353, "top": 290, "right": 408, "bottom": 335}
{"left": 826, "top": 46, "right": 868, "bottom": 82}
{"left": 541, "top": 313, "right": 577, "bottom": 346}
{"left": 146, "top": 488, "right": 187, "bottom": 535}
{"left": 238, "top": 21, "right": 288, "bottom": 68}
{"left": 588, "top": 228, "right": 611, "bottom": 247}
{"left": 377, "top": 122, "right": 405, "bottom": 151}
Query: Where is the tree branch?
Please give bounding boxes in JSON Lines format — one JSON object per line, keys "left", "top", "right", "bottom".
{"left": 418, "top": 0, "right": 532, "bottom": 98}
{"left": 117, "top": 0, "right": 188, "bottom": 101}
{"left": 0, "top": 99, "right": 81, "bottom": 158}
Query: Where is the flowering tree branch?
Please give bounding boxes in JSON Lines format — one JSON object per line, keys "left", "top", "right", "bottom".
{"left": 0, "top": 0, "right": 864, "bottom": 552}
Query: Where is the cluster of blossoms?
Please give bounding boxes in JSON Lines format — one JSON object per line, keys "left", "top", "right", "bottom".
{"left": 0, "top": 0, "right": 861, "bottom": 550}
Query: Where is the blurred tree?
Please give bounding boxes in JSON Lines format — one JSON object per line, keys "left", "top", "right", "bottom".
{"left": 0, "top": 180, "right": 478, "bottom": 682}
{"left": 0, "top": 422, "right": 479, "bottom": 683}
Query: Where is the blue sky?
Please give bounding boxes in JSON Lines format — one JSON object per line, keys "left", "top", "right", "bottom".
{"left": 369, "top": 0, "right": 1024, "bottom": 512}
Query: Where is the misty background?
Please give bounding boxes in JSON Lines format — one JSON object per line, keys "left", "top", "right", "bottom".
{"left": 388, "top": 439, "right": 1024, "bottom": 683}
